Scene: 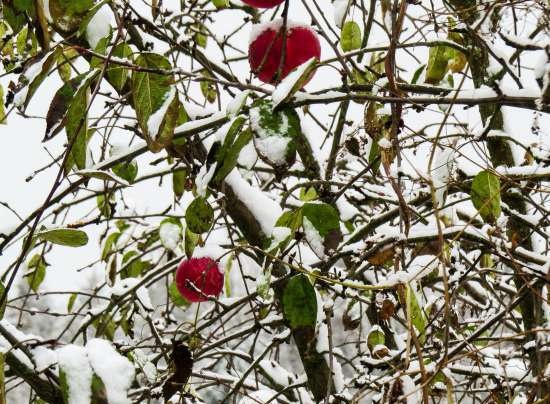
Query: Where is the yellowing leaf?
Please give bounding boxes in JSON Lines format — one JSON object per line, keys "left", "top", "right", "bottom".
{"left": 341, "top": 21, "right": 361, "bottom": 52}
{"left": 471, "top": 170, "right": 501, "bottom": 224}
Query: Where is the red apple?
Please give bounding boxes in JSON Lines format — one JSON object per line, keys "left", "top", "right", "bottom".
{"left": 175, "top": 257, "right": 224, "bottom": 303}
{"left": 249, "top": 21, "right": 321, "bottom": 84}
{"left": 242, "top": 0, "right": 284, "bottom": 8}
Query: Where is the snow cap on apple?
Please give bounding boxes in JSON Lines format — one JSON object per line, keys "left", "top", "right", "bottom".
{"left": 242, "top": 0, "right": 285, "bottom": 8}
{"left": 248, "top": 19, "right": 321, "bottom": 85}
{"left": 175, "top": 257, "right": 224, "bottom": 302}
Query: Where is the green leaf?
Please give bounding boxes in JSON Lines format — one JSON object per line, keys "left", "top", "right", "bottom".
{"left": 200, "top": 73, "right": 217, "bottom": 103}
{"left": 26, "top": 260, "right": 46, "bottom": 292}
{"left": 272, "top": 210, "right": 302, "bottom": 251}
{"left": 302, "top": 203, "right": 340, "bottom": 235}
{"left": 212, "top": 0, "right": 229, "bottom": 8}
{"left": 367, "top": 328, "right": 385, "bottom": 352}
{"left": 169, "top": 281, "right": 190, "bottom": 308}
{"left": 471, "top": 170, "right": 501, "bottom": 223}
{"left": 172, "top": 169, "right": 187, "bottom": 200}
{"left": 50, "top": 0, "right": 94, "bottom": 17}
{"left": 93, "top": 39, "right": 133, "bottom": 92}
{"left": 364, "top": 102, "right": 389, "bottom": 174}
{"left": 299, "top": 187, "right": 317, "bottom": 202}
{"left": 27, "top": 253, "right": 42, "bottom": 268}
{"left": 406, "top": 283, "right": 427, "bottom": 343}
{"left": 194, "top": 23, "right": 207, "bottom": 48}
{"left": 45, "top": 74, "right": 83, "bottom": 140}
{"left": 120, "top": 251, "right": 148, "bottom": 279}
{"left": 91, "top": 373, "right": 108, "bottom": 403}
{"left": 15, "top": 26, "right": 27, "bottom": 54}
{"left": 101, "top": 232, "right": 120, "bottom": 261}
{"left": 184, "top": 228, "right": 199, "bottom": 258}
{"left": 37, "top": 228, "right": 89, "bottom": 247}
{"left": 59, "top": 369, "right": 70, "bottom": 404}
{"left": 57, "top": 53, "right": 72, "bottom": 83}
{"left": 112, "top": 160, "right": 138, "bottom": 183}
{"left": 2, "top": 0, "right": 35, "bottom": 32}
{"left": 132, "top": 53, "right": 178, "bottom": 152}
{"left": 107, "top": 43, "right": 133, "bottom": 91}
{"left": 106, "top": 255, "right": 117, "bottom": 288}
{"left": 185, "top": 197, "right": 214, "bottom": 234}
{"left": 340, "top": 21, "right": 362, "bottom": 52}
{"left": 48, "top": 0, "right": 94, "bottom": 33}
{"left": 64, "top": 71, "right": 99, "bottom": 173}
{"left": 97, "top": 194, "right": 113, "bottom": 217}
{"left": 276, "top": 210, "right": 303, "bottom": 232}
{"left": 282, "top": 274, "right": 317, "bottom": 329}
{"left": 67, "top": 293, "right": 77, "bottom": 313}
{"left": 411, "top": 64, "right": 426, "bottom": 85}
{"left": 212, "top": 117, "right": 251, "bottom": 184}
{"left": 425, "top": 46, "right": 451, "bottom": 84}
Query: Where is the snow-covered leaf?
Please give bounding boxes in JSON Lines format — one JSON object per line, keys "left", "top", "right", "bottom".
{"left": 48, "top": 0, "right": 95, "bottom": 33}
{"left": 13, "top": 50, "right": 57, "bottom": 111}
{"left": 272, "top": 58, "right": 318, "bottom": 108}
{"left": 159, "top": 218, "right": 182, "bottom": 252}
{"left": 250, "top": 100, "right": 300, "bottom": 167}
{"left": 302, "top": 202, "right": 342, "bottom": 257}
{"left": 86, "top": 338, "right": 135, "bottom": 404}
{"left": 75, "top": 169, "right": 130, "bottom": 186}
{"left": 132, "top": 53, "right": 179, "bottom": 152}
{"left": 76, "top": 0, "right": 110, "bottom": 38}
{"left": 226, "top": 90, "right": 250, "bottom": 116}
{"left": 211, "top": 117, "right": 251, "bottom": 184}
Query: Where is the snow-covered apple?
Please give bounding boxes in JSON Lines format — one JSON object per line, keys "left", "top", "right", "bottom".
{"left": 242, "top": 0, "right": 285, "bottom": 8}
{"left": 175, "top": 257, "right": 224, "bottom": 302}
{"left": 248, "top": 20, "right": 321, "bottom": 84}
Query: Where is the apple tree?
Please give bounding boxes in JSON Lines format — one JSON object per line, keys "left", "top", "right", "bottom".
{"left": 0, "top": 0, "right": 549, "bottom": 403}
